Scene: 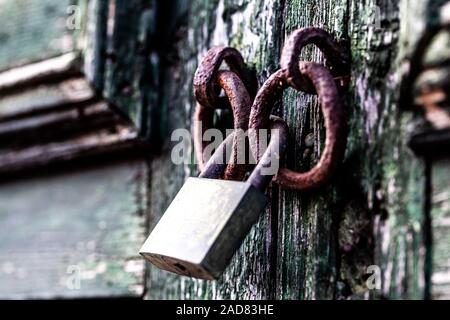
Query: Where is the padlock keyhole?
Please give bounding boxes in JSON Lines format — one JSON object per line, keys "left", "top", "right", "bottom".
{"left": 174, "top": 263, "right": 187, "bottom": 272}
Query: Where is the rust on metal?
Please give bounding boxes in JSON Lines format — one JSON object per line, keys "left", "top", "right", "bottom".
{"left": 193, "top": 46, "right": 257, "bottom": 180}
{"left": 218, "top": 71, "right": 252, "bottom": 180}
{"left": 249, "top": 61, "right": 347, "bottom": 190}
{"left": 248, "top": 69, "right": 287, "bottom": 162}
{"left": 201, "top": 115, "right": 288, "bottom": 191}
{"left": 193, "top": 46, "right": 257, "bottom": 109}
{"left": 194, "top": 29, "right": 349, "bottom": 189}
{"left": 194, "top": 70, "right": 252, "bottom": 180}
{"left": 280, "top": 27, "right": 350, "bottom": 94}
{"left": 248, "top": 116, "right": 288, "bottom": 191}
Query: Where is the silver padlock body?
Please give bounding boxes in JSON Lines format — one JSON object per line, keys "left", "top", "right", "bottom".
{"left": 139, "top": 177, "right": 267, "bottom": 280}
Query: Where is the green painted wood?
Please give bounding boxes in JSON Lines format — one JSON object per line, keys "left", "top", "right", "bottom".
{"left": 147, "top": 0, "right": 282, "bottom": 300}
{"left": 142, "top": 0, "right": 450, "bottom": 300}
{"left": 431, "top": 158, "right": 450, "bottom": 299}
{"left": 0, "top": 0, "right": 151, "bottom": 300}
{"left": 0, "top": 77, "right": 94, "bottom": 120}
{"left": 0, "top": 0, "right": 74, "bottom": 71}
{"left": 0, "top": 160, "right": 147, "bottom": 299}
{"left": 103, "top": 0, "right": 159, "bottom": 137}
{"left": 83, "top": 0, "right": 108, "bottom": 91}
{"left": 0, "top": 0, "right": 435, "bottom": 300}
{"left": 409, "top": 1, "right": 450, "bottom": 300}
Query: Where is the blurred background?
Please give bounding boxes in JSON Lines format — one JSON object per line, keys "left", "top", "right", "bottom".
{"left": 0, "top": 0, "right": 150, "bottom": 299}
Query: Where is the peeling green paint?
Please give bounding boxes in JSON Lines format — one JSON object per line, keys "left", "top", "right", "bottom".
{"left": 144, "top": 0, "right": 447, "bottom": 300}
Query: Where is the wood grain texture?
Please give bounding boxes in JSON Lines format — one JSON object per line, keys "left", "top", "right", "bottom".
{"left": 147, "top": 0, "right": 283, "bottom": 300}
{"left": 140, "top": 0, "right": 450, "bottom": 300}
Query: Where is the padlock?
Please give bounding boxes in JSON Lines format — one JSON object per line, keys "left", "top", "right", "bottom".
{"left": 140, "top": 116, "right": 288, "bottom": 280}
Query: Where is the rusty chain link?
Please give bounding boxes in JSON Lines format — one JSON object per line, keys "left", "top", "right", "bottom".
{"left": 193, "top": 46, "right": 257, "bottom": 109}
{"left": 280, "top": 27, "right": 351, "bottom": 94}
{"left": 193, "top": 28, "right": 349, "bottom": 190}
{"left": 193, "top": 46, "right": 256, "bottom": 181}
{"left": 249, "top": 28, "right": 349, "bottom": 190}
{"left": 251, "top": 61, "right": 347, "bottom": 190}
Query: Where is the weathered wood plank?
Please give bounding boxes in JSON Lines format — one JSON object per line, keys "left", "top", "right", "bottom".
{"left": 408, "top": 2, "right": 450, "bottom": 300}
{"left": 278, "top": 0, "right": 350, "bottom": 300}
{"left": 141, "top": 0, "right": 450, "bottom": 300}
{"left": 329, "top": 0, "right": 438, "bottom": 300}
{"left": 147, "top": 0, "right": 282, "bottom": 300}
{"left": 431, "top": 158, "right": 450, "bottom": 299}
{"left": 0, "top": 53, "right": 81, "bottom": 95}
{"left": 0, "top": 77, "right": 94, "bottom": 121}
{"left": 0, "top": 0, "right": 74, "bottom": 71}
{"left": 0, "top": 126, "right": 144, "bottom": 177}
{"left": 0, "top": 102, "right": 118, "bottom": 147}
{"left": 103, "top": 0, "right": 158, "bottom": 136}
{"left": 0, "top": 160, "right": 148, "bottom": 299}
{"left": 83, "top": 0, "right": 108, "bottom": 91}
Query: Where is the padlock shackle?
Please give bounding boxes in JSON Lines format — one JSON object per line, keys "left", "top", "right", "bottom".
{"left": 199, "top": 132, "right": 234, "bottom": 179}
{"left": 248, "top": 116, "right": 288, "bottom": 191}
{"left": 199, "top": 116, "right": 288, "bottom": 192}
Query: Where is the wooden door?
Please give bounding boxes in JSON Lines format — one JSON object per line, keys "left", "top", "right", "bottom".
{"left": 1, "top": 0, "right": 449, "bottom": 300}
{"left": 140, "top": 0, "right": 450, "bottom": 300}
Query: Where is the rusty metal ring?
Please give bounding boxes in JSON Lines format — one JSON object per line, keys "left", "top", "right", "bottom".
{"left": 202, "top": 116, "right": 289, "bottom": 192}
{"left": 193, "top": 46, "right": 257, "bottom": 109}
{"left": 193, "top": 70, "right": 251, "bottom": 180}
{"left": 280, "top": 27, "right": 350, "bottom": 94}
{"left": 249, "top": 61, "right": 347, "bottom": 190}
